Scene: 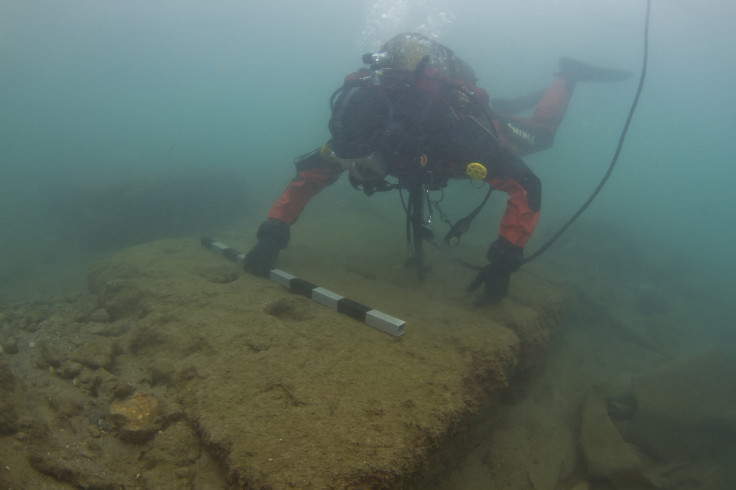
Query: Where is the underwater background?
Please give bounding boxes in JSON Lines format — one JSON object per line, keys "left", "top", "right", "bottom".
{"left": 1, "top": 0, "right": 735, "bottom": 487}
{"left": 2, "top": 0, "right": 735, "bottom": 308}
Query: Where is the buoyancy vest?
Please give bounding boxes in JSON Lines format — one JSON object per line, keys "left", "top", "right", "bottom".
{"left": 330, "top": 37, "right": 500, "bottom": 189}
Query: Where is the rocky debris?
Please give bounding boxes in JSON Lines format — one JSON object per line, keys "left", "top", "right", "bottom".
{"left": 89, "top": 308, "right": 111, "bottom": 323}
{"left": 28, "top": 453, "right": 121, "bottom": 490}
{"left": 0, "top": 236, "right": 569, "bottom": 489}
{"left": 264, "top": 297, "right": 314, "bottom": 321}
{"left": 578, "top": 390, "right": 649, "bottom": 487}
{"left": 57, "top": 360, "right": 84, "bottom": 379}
{"left": 36, "top": 340, "right": 61, "bottom": 368}
{"left": 87, "top": 272, "right": 149, "bottom": 321}
{"left": 110, "top": 392, "right": 161, "bottom": 442}
{"left": 128, "top": 323, "right": 173, "bottom": 355}
{"left": 577, "top": 352, "right": 736, "bottom": 489}
{"left": 627, "top": 351, "right": 736, "bottom": 462}
{"left": 0, "top": 293, "right": 223, "bottom": 488}
{"left": 70, "top": 336, "right": 120, "bottom": 370}
{"left": 0, "top": 336, "right": 19, "bottom": 354}
{"left": 482, "top": 403, "right": 578, "bottom": 489}
{"left": 75, "top": 367, "right": 136, "bottom": 401}
{"left": 196, "top": 265, "right": 241, "bottom": 285}
{"left": 47, "top": 392, "right": 85, "bottom": 420}
{"left": 89, "top": 320, "right": 131, "bottom": 337}
{"left": 16, "top": 416, "right": 51, "bottom": 444}
{"left": 19, "top": 306, "right": 51, "bottom": 332}
{"left": 140, "top": 420, "right": 202, "bottom": 467}
{"left": 0, "top": 362, "right": 20, "bottom": 435}
{"left": 88, "top": 238, "right": 570, "bottom": 488}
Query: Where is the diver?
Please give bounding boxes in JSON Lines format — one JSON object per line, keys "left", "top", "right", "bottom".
{"left": 243, "top": 32, "right": 632, "bottom": 304}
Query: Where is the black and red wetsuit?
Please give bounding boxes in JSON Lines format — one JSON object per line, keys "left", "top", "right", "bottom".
{"left": 267, "top": 69, "right": 573, "bottom": 249}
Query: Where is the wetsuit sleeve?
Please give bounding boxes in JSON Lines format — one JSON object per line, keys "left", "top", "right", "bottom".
{"left": 485, "top": 152, "right": 542, "bottom": 248}
{"left": 444, "top": 111, "right": 542, "bottom": 249}
{"left": 268, "top": 148, "right": 344, "bottom": 225}
{"left": 487, "top": 176, "right": 540, "bottom": 247}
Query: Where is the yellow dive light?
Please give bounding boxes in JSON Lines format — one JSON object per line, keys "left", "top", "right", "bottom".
{"left": 466, "top": 162, "right": 487, "bottom": 180}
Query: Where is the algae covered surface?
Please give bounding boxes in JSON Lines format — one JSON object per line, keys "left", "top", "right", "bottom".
{"left": 0, "top": 235, "right": 567, "bottom": 488}
{"left": 2, "top": 225, "right": 734, "bottom": 489}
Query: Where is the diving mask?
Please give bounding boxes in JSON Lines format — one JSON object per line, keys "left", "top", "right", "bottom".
{"left": 333, "top": 151, "right": 389, "bottom": 182}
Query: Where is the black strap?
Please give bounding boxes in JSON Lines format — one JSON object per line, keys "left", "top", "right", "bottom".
{"left": 404, "top": 185, "right": 429, "bottom": 280}
{"left": 441, "top": 186, "right": 493, "bottom": 248}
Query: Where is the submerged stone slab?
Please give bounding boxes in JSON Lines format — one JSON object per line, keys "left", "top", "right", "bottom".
{"left": 86, "top": 238, "right": 568, "bottom": 488}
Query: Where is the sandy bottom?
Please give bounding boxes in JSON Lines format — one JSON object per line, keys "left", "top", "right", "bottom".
{"left": 1, "top": 218, "right": 734, "bottom": 489}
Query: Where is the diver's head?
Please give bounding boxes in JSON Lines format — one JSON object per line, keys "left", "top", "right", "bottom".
{"left": 332, "top": 151, "right": 390, "bottom": 183}
{"left": 328, "top": 85, "right": 397, "bottom": 183}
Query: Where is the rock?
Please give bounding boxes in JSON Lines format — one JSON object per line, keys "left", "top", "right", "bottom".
{"left": 110, "top": 392, "right": 161, "bottom": 442}
{"left": 20, "top": 306, "right": 50, "bottom": 332}
{"left": 36, "top": 341, "right": 61, "bottom": 368}
{"left": 19, "top": 416, "right": 51, "bottom": 442}
{"left": 628, "top": 352, "right": 736, "bottom": 462}
{"left": 481, "top": 400, "right": 577, "bottom": 490}
{"left": 128, "top": 324, "right": 172, "bottom": 355}
{"left": 0, "top": 362, "right": 19, "bottom": 435}
{"left": 28, "top": 453, "right": 119, "bottom": 489}
{"left": 578, "top": 390, "right": 649, "bottom": 488}
{"left": 93, "top": 368, "right": 136, "bottom": 401}
{"left": 74, "top": 366, "right": 95, "bottom": 387}
{"left": 71, "top": 337, "right": 119, "bottom": 370}
{"left": 87, "top": 423, "right": 101, "bottom": 438}
{"left": 90, "top": 321, "right": 131, "bottom": 337}
{"left": 90, "top": 308, "right": 111, "bottom": 323}
{"left": 72, "top": 235, "right": 568, "bottom": 488}
{"left": 141, "top": 420, "right": 201, "bottom": 467}
{"left": 197, "top": 265, "right": 241, "bottom": 285}
{"left": 57, "top": 360, "right": 84, "bottom": 379}
{"left": 72, "top": 367, "right": 134, "bottom": 401}
{"left": 87, "top": 275, "right": 146, "bottom": 321}
{"left": 570, "top": 481, "right": 590, "bottom": 490}
{"left": 0, "top": 361, "right": 16, "bottom": 388}
{"left": 264, "top": 297, "right": 313, "bottom": 321}
{"left": 0, "top": 403, "right": 19, "bottom": 435}
{"left": 1, "top": 337, "right": 19, "bottom": 355}
{"left": 48, "top": 393, "right": 84, "bottom": 419}
{"left": 88, "top": 409, "right": 114, "bottom": 432}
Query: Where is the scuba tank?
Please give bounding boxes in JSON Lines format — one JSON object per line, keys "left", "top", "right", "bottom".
{"left": 363, "top": 32, "right": 478, "bottom": 87}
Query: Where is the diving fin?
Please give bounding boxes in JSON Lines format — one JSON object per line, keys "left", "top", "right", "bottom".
{"left": 558, "top": 57, "right": 633, "bottom": 83}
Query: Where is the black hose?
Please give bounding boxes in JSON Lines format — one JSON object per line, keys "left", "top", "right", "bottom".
{"left": 524, "top": 0, "right": 652, "bottom": 264}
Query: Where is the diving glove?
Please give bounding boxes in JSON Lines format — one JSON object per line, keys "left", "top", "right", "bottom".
{"left": 244, "top": 218, "right": 290, "bottom": 277}
{"left": 467, "top": 237, "right": 524, "bottom": 304}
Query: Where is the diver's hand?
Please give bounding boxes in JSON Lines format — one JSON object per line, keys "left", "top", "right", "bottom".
{"left": 467, "top": 237, "right": 523, "bottom": 304}
{"left": 244, "top": 219, "right": 290, "bottom": 277}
